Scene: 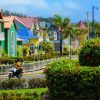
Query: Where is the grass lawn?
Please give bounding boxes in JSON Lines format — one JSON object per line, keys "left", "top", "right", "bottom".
{"left": 0, "top": 88, "right": 48, "bottom": 95}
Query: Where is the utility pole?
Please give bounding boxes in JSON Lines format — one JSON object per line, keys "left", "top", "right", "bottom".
{"left": 92, "top": 6, "right": 98, "bottom": 38}
{"left": 86, "top": 12, "right": 89, "bottom": 39}
{"left": 59, "top": 27, "right": 62, "bottom": 56}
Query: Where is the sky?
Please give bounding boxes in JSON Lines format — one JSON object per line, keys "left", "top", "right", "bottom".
{"left": 0, "top": 0, "right": 100, "bottom": 22}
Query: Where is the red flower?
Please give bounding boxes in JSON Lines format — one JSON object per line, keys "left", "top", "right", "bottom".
{"left": 44, "top": 67, "right": 48, "bottom": 73}
{"left": 64, "top": 68, "right": 67, "bottom": 70}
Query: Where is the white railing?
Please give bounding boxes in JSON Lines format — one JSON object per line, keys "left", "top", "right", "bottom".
{"left": 0, "top": 56, "right": 72, "bottom": 75}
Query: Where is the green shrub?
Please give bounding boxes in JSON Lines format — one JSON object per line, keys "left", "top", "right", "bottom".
{"left": 45, "top": 59, "right": 100, "bottom": 100}
{"left": 28, "top": 78, "right": 47, "bottom": 88}
{"left": 79, "top": 39, "right": 100, "bottom": 66}
{"left": 40, "top": 41, "right": 54, "bottom": 52}
{"left": 1, "top": 50, "right": 7, "bottom": 57}
{"left": 71, "top": 48, "right": 78, "bottom": 55}
{"left": 63, "top": 46, "right": 69, "bottom": 55}
{"left": 23, "top": 53, "right": 57, "bottom": 61}
{"left": 0, "top": 57, "right": 14, "bottom": 64}
{"left": 0, "top": 91, "right": 40, "bottom": 100}
{"left": 22, "top": 47, "right": 29, "bottom": 56}
{"left": 0, "top": 79, "right": 26, "bottom": 90}
{"left": 0, "top": 57, "right": 23, "bottom": 64}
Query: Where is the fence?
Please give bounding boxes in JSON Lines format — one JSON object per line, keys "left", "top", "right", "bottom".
{"left": 0, "top": 56, "right": 69, "bottom": 75}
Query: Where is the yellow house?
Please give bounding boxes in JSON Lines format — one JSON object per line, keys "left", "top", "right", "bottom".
{"left": 29, "top": 38, "right": 39, "bottom": 45}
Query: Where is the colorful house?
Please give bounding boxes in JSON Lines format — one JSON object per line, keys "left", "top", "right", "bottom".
{"left": 0, "top": 12, "right": 5, "bottom": 57}
{"left": 14, "top": 18, "right": 38, "bottom": 54}
{"left": 14, "top": 18, "right": 37, "bottom": 43}
{"left": 39, "top": 21, "right": 50, "bottom": 41}
{"left": 3, "top": 16, "right": 17, "bottom": 57}
{"left": 16, "top": 17, "right": 39, "bottom": 33}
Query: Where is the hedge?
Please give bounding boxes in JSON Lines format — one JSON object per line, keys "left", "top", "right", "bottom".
{"left": 79, "top": 39, "right": 100, "bottom": 66}
{"left": 44, "top": 59, "right": 100, "bottom": 100}
{"left": 0, "top": 90, "right": 47, "bottom": 100}
{"left": 28, "top": 78, "right": 47, "bottom": 88}
{"left": 0, "top": 79, "right": 26, "bottom": 90}
{"left": 0, "top": 57, "right": 23, "bottom": 65}
{"left": 0, "top": 78, "right": 47, "bottom": 90}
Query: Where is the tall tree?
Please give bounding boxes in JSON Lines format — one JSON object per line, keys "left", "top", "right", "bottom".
{"left": 53, "top": 14, "right": 70, "bottom": 56}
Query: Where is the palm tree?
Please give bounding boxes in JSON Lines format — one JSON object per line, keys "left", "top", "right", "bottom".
{"left": 66, "top": 24, "right": 75, "bottom": 58}
{"left": 53, "top": 14, "right": 70, "bottom": 56}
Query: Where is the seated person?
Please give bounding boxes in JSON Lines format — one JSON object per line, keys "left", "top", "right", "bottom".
{"left": 13, "top": 58, "right": 23, "bottom": 74}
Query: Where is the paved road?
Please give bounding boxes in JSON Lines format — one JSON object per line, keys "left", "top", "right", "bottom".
{"left": 0, "top": 70, "right": 45, "bottom": 80}
{"left": 0, "top": 56, "right": 78, "bottom": 80}
{"left": 23, "top": 74, "right": 45, "bottom": 80}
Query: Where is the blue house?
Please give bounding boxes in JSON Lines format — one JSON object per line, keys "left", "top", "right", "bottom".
{"left": 14, "top": 18, "right": 37, "bottom": 44}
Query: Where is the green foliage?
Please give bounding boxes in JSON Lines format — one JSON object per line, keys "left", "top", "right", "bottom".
{"left": 79, "top": 39, "right": 100, "bottom": 66}
{"left": 23, "top": 52, "right": 67, "bottom": 61}
{"left": 23, "top": 53, "right": 53, "bottom": 61}
{"left": 45, "top": 59, "right": 100, "bottom": 100}
{"left": 17, "top": 47, "right": 22, "bottom": 57}
{"left": 28, "top": 78, "right": 46, "bottom": 88}
{"left": 22, "top": 47, "right": 28, "bottom": 56}
{"left": 1, "top": 50, "right": 7, "bottom": 57}
{"left": 63, "top": 46, "right": 69, "bottom": 55}
{"left": 0, "top": 79, "right": 26, "bottom": 90}
{"left": 0, "top": 88, "right": 48, "bottom": 100}
{"left": 71, "top": 48, "right": 78, "bottom": 55}
{"left": 40, "top": 41, "right": 54, "bottom": 52}
{"left": 89, "top": 22, "right": 100, "bottom": 38}
{"left": 0, "top": 57, "right": 14, "bottom": 64}
{"left": 0, "top": 78, "right": 46, "bottom": 90}
{"left": 0, "top": 57, "right": 23, "bottom": 64}
{"left": 17, "top": 48, "right": 20, "bottom": 57}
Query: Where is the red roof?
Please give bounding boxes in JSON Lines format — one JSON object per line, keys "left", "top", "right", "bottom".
{"left": 77, "top": 20, "right": 86, "bottom": 29}
{"left": 16, "top": 17, "right": 38, "bottom": 29}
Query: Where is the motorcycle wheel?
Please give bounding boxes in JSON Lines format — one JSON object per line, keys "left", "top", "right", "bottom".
{"left": 8, "top": 73, "right": 13, "bottom": 79}
{"left": 18, "top": 74, "right": 22, "bottom": 78}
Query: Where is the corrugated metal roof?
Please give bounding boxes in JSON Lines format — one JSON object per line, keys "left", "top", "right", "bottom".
{"left": 16, "top": 17, "right": 38, "bottom": 29}
{"left": 39, "top": 21, "right": 46, "bottom": 29}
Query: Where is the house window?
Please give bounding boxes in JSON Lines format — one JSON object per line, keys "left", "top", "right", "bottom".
{"left": 11, "top": 32, "right": 14, "bottom": 56}
{"left": 30, "top": 44, "right": 34, "bottom": 54}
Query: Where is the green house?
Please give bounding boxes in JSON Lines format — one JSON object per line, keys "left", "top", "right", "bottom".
{"left": 4, "top": 16, "right": 17, "bottom": 57}
{"left": 0, "top": 14, "right": 5, "bottom": 57}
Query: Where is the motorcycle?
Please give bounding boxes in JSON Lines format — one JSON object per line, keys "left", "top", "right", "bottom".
{"left": 8, "top": 67, "right": 23, "bottom": 79}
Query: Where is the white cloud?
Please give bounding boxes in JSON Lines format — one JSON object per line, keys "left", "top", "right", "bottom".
{"left": 0, "top": 0, "right": 79, "bottom": 18}
{"left": 0, "top": 0, "right": 48, "bottom": 8}
{"left": 64, "top": 0, "right": 80, "bottom": 9}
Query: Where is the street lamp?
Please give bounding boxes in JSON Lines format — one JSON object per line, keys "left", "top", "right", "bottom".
{"left": 92, "top": 6, "right": 98, "bottom": 38}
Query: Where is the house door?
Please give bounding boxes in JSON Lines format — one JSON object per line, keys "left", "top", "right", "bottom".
{"left": 30, "top": 44, "right": 34, "bottom": 54}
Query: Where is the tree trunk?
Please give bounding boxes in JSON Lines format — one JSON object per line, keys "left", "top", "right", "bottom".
{"left": 69, "top": 34, "right": 71, "bottom": 59}
{"left": 60, "top": 32, "right": 63, "bottom": 56}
